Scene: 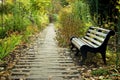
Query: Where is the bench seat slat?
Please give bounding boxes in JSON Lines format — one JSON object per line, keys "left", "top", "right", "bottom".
{"left": 72, "top": 38, "right": 85, "bottom": 49}
{"left": 78, "top": 38, "right": 92, "bottom": 47}
{"left": 86, "top": 33, "right": 104, "bottom": 42}
{"left": 82, "top": 38, "right": 99, "bottom": 48}
{"left": 88, "top": 29, "right": 107, "bottom": 37}
{"left": 91, "top": 26, "right": 110, "bottom": 32}
{"left": 84, "top": 36, "right": 102, "bottom": 46}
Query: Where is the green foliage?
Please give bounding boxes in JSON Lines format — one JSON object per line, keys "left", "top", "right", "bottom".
{"left": 0, "top": 35, "right": 22, "bottom": 60}
{"left": 0, "top": 0, "right": 51, "bottom": 62}
{"left": 0, "top": 2, "right": 13, "bottom": 15}
{"left": 28, "top": 0, "right": 51, "bottom": 29}
{"left": 0, "top": 27, "right": 7, "bottom": 38}
{"left": 23, "top": 25, "right": 39, "bottom": 43}
{"left": 91, "top": 69, "right": 109, "bottom": 76}
{"left": 72, "top": 0, "right": 92, "bottom": 25}
{"left": 0, "top": 1, "right": 31, "bottom": 38}
{"left": 0, "top": 0, "right": 51, "bottom": 39}
{"left": 66, "top": 0, "right": 76, "bottom": 4}
{"left": 55, "top": 0, "right": 92, "bottom": 47}
{"left": 114, "top": 0, "right": 120, "bottom": 69}
{"left": 59, "top": 0, "right": 69, "bottom": 7}
{"left": 51, "top": 0, "right": 63, "bottom": 14}
{"left": 116, "top": 0, "right": 120, "bottom": 12}
{"left": 56, "top": 7, "right": 85, "bottom": 47}
{"left": 86, "top": 0, "right": 119, "bottom": 27}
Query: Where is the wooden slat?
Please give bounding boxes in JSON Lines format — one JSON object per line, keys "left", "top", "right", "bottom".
{"left": 72, "top": 39, "right": 81, "bottom": 49}
{"left": 86, "top": 33, "right": 104, "bottom": 42}
{"left": 78, "top": 38, "right": 92, "bottom": 47}
{"left": 88, "top": 29, "right": 107, "bottom": 37}
{"left": 72, "top": 38, "right": 85, "bottom": 49}
{"left": 81, "top": 38, "right": 99, "bottom": 48}
{"left": 90, "top": 26, "right": 110, "bottom": 32}
{"left": 84, "top": 36, "right": 102, "bottom": 46}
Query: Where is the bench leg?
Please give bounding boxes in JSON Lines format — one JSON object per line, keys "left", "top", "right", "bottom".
{"left": 79, "top": 57, "right": 86, "bottom": 65}
{"left": 101, "top": 52, "right": 107, "bottom": 65}
{"left": 75, "top": 49, "right": 79, "bottom": 56}
{"left": 71, "top": 45, "right": 74, "bottom": 50}
{"left": 70, "top": 43, "right": 74, "bottom": 50}
{"left": 79, "top": 50, "right": 87, "bottom": 65}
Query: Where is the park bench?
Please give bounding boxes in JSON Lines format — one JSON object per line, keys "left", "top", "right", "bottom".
{"left": 70, "top": 26, "right": 115, "bottom": 65}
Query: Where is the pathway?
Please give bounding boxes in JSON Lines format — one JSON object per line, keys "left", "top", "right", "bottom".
{"left": 10, "top": 23, "right": 81, "bottom": 80}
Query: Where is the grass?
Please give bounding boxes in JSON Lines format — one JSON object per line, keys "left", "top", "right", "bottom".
{"left": 91, "top": 68, "right": 109, "bottom": 76}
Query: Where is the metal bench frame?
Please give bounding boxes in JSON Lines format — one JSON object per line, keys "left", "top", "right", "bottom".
{"left": 70, "top": 26, "right": 115, "bottom": 65}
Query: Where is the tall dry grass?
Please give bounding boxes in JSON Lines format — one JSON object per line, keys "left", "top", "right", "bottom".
{"left": 56, "top": 7, "right": 85, "bottom": 47}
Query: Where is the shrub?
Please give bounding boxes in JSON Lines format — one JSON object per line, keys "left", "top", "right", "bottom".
{"left": 56, "top": 6, "right": 85, "bottom": 47}
{"left": 72, "top": 0, "right": 92, "bottom": 25}
{"left": 22, "top": 25, "right": 39, "bottom": 43}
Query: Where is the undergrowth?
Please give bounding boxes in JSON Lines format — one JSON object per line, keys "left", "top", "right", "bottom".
{"left": 0, "top": 34, "right": 22, "bottom": 61}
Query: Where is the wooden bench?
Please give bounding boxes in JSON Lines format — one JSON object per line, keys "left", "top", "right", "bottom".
{"left": 70, "top": 26, "right": 115, "bottom": 65}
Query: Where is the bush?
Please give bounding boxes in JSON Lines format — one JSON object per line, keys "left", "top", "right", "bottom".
{"left": 72, "top": 0, "right": 92, "bottom": 25}
{"left": 56, "top": 7, "right": 85, "bottom": 47}
{"left": 55, "top": 0, "right": 93, "bottom": 47}
{"left": 22, "top": 25, "right": 38, "bottom": 43}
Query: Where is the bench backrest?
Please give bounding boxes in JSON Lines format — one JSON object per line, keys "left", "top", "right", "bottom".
{"left": 81, "top": 26, "right": 115, "bottom": 48}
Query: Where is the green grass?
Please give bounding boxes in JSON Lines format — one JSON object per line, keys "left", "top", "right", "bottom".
{"left": 91, "top": 69, "right": 109, "bottom": 76}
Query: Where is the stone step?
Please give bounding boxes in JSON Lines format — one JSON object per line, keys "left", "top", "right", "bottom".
{"left": 10, "top": 76, "right": 79, "bottom": 80}
{"left": 14, "top": 65, "right": 77, "bottom": 68}
{"left": 27, "top": 74, "right": 80, "bottom": 78}
{"left": 11, "top": 72, "right": 79, "bottom": 77}
{"left": 12, "top": 69, "right": 78, "bottom": 73}
{"left": 19, "top": 57, "right": 71, "bottom": 59}
{"left": 19, "top": 58, "right": 72, "bottom": 60}
{"left": 17, "top": 61, "right": 73, "bottom": 64}
{"left": 16, "top": 64, "right": 74, "bottom": 66}
{"left": 20, "top": 56, "right": 67, "bottom": 58}
{"left": 19, "top": 59, "right": 73, "bottom": 62}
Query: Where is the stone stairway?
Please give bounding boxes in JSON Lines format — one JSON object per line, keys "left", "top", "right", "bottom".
{"left": 9, "top": 24, "right": 82, "bottom": 80}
